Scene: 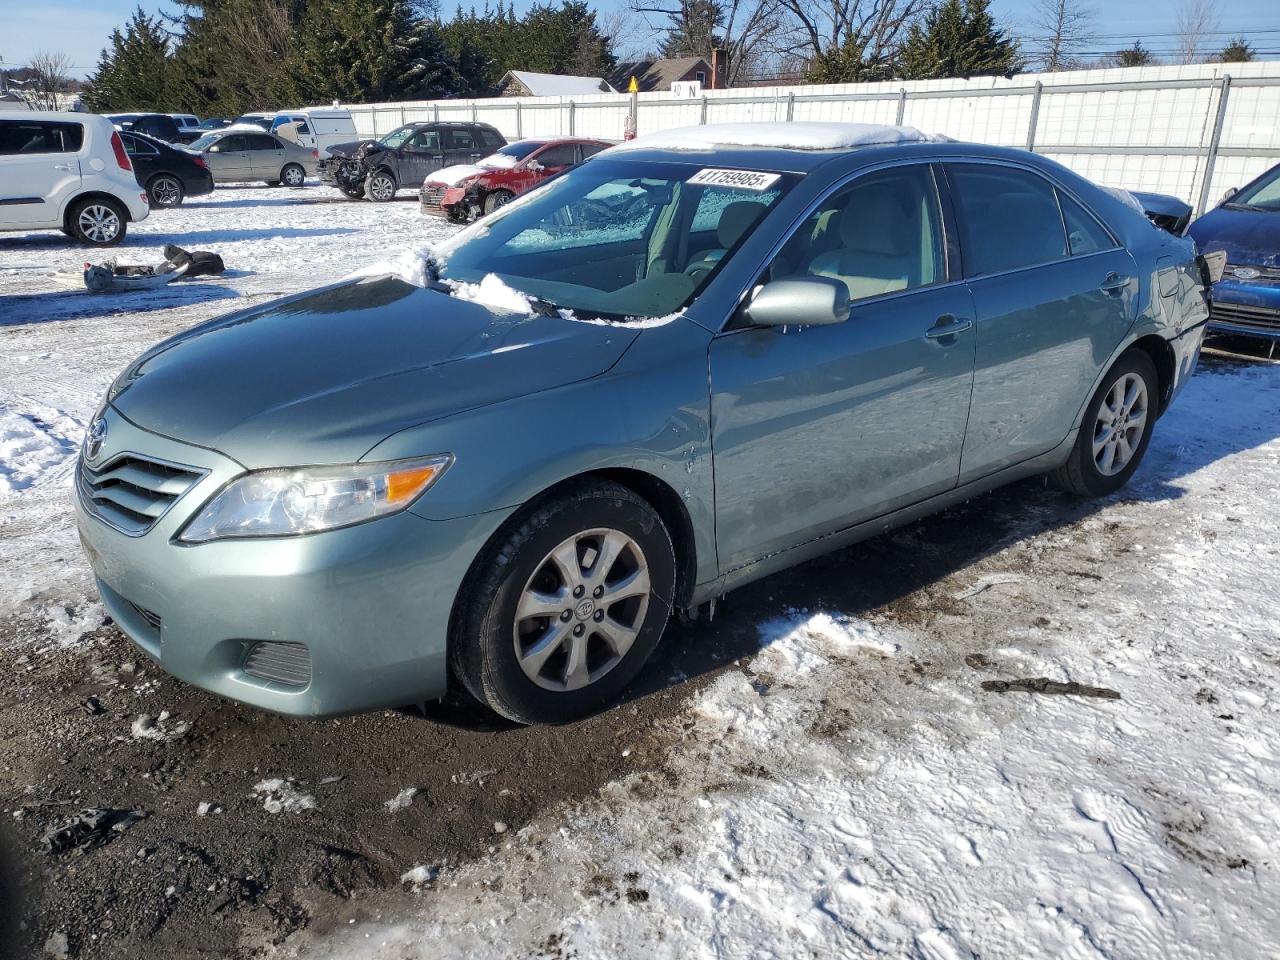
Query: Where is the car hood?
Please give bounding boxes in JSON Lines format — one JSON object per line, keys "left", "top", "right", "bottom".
{"left": 111, "top": 277, "right": 639, "bottom": 468}
{"left": 325, "top": 139, "right": 382, "bottom": 160}
{"left": 1188, "top": 206, "right": 1280, "bottom": 268}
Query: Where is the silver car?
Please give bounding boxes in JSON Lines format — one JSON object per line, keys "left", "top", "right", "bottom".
{"left": 186, "top": 129, "right": 317, "bottom": 187}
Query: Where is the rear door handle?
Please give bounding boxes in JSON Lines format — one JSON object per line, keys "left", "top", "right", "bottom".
{"left": 924, "top": 315, "right": 973, "bottom": 341}
{"left": 53, "top": 163, "right": 73, "bottom": 171}
{"left": 1099, "top": 272, "right": 1133, "bottom": 294}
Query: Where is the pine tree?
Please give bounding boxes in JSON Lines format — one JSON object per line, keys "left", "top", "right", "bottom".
{"left": 659, "top": 0, "right": 724, "bottom": 61}
{"left": 1218, "top": 37, "right": 1255, "bottom": 63}
{"left": 81, "top": 8, "right": 173, "bottom": 112}
{"left": 898, "top": 0, "right": 1020, "bottom": 80}
{"left": 1112, "top": 40, "right": 1155, "bottom": 66}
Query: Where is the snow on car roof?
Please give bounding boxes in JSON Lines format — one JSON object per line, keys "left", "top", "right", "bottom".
{"left": 612, "top": 121, "right": 950, "bottom": 154}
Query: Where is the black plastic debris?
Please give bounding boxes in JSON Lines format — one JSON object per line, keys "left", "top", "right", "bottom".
{"left": 41, "top": 808, "right": 149, "bottom": 855}
{"left": 981, "top": 677, "right": 1121, "bottom": 700}
{"left": 162, "top": 244, "right": 226, "bottom": 278}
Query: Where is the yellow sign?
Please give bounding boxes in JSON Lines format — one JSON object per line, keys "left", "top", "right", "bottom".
{"left": 628, "top": 76, "right": 639, "bottom": 93}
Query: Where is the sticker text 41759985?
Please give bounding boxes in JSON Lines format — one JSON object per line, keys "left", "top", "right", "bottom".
{"left": 687, "top": 168, "right": 782, "bottom": 191}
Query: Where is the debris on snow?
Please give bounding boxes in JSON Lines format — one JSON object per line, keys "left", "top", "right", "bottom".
{"left": 253, "top": 779, "right": 317, "bottom": 814}
{"left": 130, "top": 711, "right": 190, "bottom": 742}
{"left": 981, "top": 677, "right": 1122, "bottom": 699}
{"left": 41, "top": 807, "right": 148, "bottom": 855}
{"left": 384, "top": 788, "right": 419, "bottom": 813}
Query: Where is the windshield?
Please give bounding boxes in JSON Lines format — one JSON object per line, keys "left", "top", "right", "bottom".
{"left": 434, "top": 158, "right": 795, "bottom": 320}
{"left": 188, "top": 133, "right": 222, "bottom": 151}
{"left": 1230, "top": 165, "right": 1280, "bottom": 211}
{"left": 378, "top": 124, "right": 418, "bottom": 149}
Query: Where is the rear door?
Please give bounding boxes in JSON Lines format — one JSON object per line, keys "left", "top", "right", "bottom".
{"left": 396, "top": 127, "right": 444, "bottom": 186}
{"left": 943, "top": 162, "right": 1137, "bottom": 480}
{"left": 245, "top": 133, "right": 286, "bottom": 180}
{"left": 120, "top": 132, "right": 159, "bottom": 185}
{"left": 708, "top": 162, "right": 977, "bottom": 570}
{"left": 0, "top": 119, "right": 83, "bottom": 226}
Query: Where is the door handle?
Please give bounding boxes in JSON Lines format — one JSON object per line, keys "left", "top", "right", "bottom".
{"left": 924, "top": 315, "right": 973, "bottom": 341}
{"left": 53, "top": 163, "right": 73, "bottom": 171}
{"left": 1099, "top": 272, "right": 1132, "bottom": 294}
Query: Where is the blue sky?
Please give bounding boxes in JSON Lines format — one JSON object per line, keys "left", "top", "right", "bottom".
{"left": 5, "top": 0, "right": 1278, "bottom": 80}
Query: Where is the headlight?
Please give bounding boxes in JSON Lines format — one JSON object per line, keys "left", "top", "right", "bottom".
{"left": 178, "top": 455, "right": 452, "bottom": 542}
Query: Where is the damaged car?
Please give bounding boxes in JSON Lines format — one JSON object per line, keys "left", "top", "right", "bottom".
{"left": 78, "top": 122, "right": 1213, "bottom": 725}
{"left": 421, "top": 137, "right": 612, "bottom": 221}
{"left": 320, "top": 121, "right": 506, "bottom": 201}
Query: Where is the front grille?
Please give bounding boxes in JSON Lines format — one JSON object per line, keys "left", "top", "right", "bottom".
{"left": 421, "top": 185, "right": 445, "bottom": 209}
{"left": 244, "top": 641, "right": 312, "bottom": 687}
{"left": 78, "top": 453, "right": 205, "bottom": 536}
{"left": 1226, "top": 263, "right": 1280, "bottom": 283}
{"left": 1210, "top": 301, "right": 1280, "bottom": 333}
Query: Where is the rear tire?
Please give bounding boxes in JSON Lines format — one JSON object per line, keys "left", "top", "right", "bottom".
{"left": 450, "top": 481, "right": 676, "bottom": 725}
{"left": 483, "top": 189, "right": 514, "bottom": 215}
{"left": 1050, "top": 349, "right": 1158, "bottom": 497}
{"left": 281, "top": 163, "right": 306, "bottom": 187}
{"left": 146, "top": 174, "right": 184, "bottom": 208}
{"left": 68, "top": 197, "right": 126, "bottom": 246}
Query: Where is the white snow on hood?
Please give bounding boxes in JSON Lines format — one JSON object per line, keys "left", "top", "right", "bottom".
{"left": 344, "top": 242, "right": 440, "bottom": 288}
{"left": 443, "top": 273, "right": 536, "bottom": 314}
{"left": 610, "top": 121, "right": 951, "bottom": 154}
{"left": 428, "top": 164, "right": 489, "bottom": 187}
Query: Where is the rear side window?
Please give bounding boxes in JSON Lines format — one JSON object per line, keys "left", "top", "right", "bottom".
{"left": 580, "top": 143, "right": 608, "bottom": 160}
{"left": 447, "top": 129, "right": 478, "bottom": 151}
{"left": 1057, "top": 190, "right": 1115, "bottom": 256}
{"left": 0, "top": 120, "right": 84, "bottom": 155}
{"left": 121, "top": 134, "right": 158, "bottom": 157}
{"left": 534, "top": 143, "right": 577, "bottom": 168}
{"left": 946, "top": 163, "right": 1068, "bottom": 277}
{"left": 245, "top": 134, "right": 279, "bottom": 150}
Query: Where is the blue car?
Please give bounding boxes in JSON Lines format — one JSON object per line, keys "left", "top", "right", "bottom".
{"left": 1188, "top": 162, "right": 1280, "bottom": 344}
{"left": 76, "top": 123, "right": 1213, "bottom": 724}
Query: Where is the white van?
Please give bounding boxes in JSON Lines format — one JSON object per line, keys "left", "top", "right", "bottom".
{"left": 0, "top": 112, "right": 149, "bottom": 245}
{"left": 270, "top": 108, "right": 358, "bottom": 157}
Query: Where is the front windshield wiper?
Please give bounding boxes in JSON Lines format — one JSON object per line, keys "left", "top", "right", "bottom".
{"left": 1223, "top": 201, "right": 1272, "bottom": 212}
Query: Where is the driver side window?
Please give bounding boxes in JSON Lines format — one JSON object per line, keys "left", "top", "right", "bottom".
{"left": 770, "top": 164, "right": 945, "bottom": 302}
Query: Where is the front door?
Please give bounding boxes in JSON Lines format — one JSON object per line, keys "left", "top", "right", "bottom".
{"left": 0, "top": 119, "right": 83, "bottom": 227}
{"left": 710, "top": 163, "right": 977, "bottom": 572}
{"left": 942, "top": 162, "right": 1137, "bottom": 480}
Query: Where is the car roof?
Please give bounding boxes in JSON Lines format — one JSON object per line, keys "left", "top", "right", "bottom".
{"left": 3, "top": 111, "right": 101, "bottom": 122}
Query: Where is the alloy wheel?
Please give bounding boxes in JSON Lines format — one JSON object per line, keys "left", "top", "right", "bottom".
{"left": 150, "top": 176, "right": 181, "bottom": 207}
{"left": 77, "top": 205, "right": 122, "bottom": 243}
{"left": 283, "top": 165, "right": 305, "bottom": 187}
{"left": 369, "top": 174, "right": 395, "bottom": 201}
{"left": 1092, "top": 372, "right": 1149, "bottom": 476}
{"left": 513, "top": 528, "right": 651, "bottom": 692}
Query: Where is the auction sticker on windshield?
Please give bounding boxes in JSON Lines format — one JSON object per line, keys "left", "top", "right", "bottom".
{"left": 688, "top": 168, "right": 782, "bottom": 191}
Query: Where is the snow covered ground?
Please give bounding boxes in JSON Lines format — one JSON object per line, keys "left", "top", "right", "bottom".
{"left": 2, "top": 183, "right": 1279, "bottom": 959}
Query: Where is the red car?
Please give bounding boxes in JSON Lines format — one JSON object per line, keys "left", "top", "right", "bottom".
{"left": 420, "top": 137, "right": 612, "bottom": 221}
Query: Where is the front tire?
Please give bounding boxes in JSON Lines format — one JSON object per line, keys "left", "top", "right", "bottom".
{"left": 1051, "top": 349, "right": 1158, "bottom": 497}
{"left": 69, "top": 197, "right": 126, "bottom": 246}
{"left": 451, "top": 481, "right": 676, "bottom": 724}
{"left": 483, "top": 189, "right": 514, "bottom": 215}
{"left": 147, "top": 174, "right": 184, "bottom": 208}
{"left": 338, "top": 183, "right": 366, "bottom": 200}
{"left": 366, "top": 170, "right": 397, "bottom": 202}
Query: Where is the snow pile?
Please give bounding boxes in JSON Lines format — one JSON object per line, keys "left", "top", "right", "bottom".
{"left": 130, "top": 711, "right": 190, "bottom": 742}
{"left": 384, "top": 788, "right": 419, "bottom": 813}
{"left": 253, "top": 778, "right": 317, "bottom": 814}
{"left": 426, "top": 165, "right": 487, "bottom": 187}
{"left": 345, "top": 242, "right": 440, "bottom": 288}
{"left": 0, "top": 402, "right": 81, "bottom": 498}
{"left": 444, "top": 274, "right": 536, "bottom": 313}
{"left": 611, "top": 121, "right": 950, "bottom": 154}
{"left": 43, "top": 601, "right": 106, "bottom": 648}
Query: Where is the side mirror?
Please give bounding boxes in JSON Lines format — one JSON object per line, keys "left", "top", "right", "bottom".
{"left": 208, "top": 145, "right": 220, "bottom": 153}
{"left": 739, "top": 277, "right": 851, "bottom": 329}
{"left": 1221, "top": 187, "right": 1238, "bottom": 203}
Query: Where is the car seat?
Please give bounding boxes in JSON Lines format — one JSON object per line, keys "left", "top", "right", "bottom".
{"left": 684, "top": 201, "right": 767, "bottom": 278}
{"left": 806, "top": 190, "right": 916, "bottom": 300}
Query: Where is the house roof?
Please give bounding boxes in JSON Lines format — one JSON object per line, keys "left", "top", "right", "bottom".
{"left": 501, "top": 71, "right": 615, "bottom": 96}
{"left": 609, "top": 57, "right": 710, "bottom": 92}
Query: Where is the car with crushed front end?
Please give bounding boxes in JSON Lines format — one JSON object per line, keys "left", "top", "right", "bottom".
{"left": 76, "top": 122, "right": 1212, "bottom": 725}
{"left": 320, "top": 121, "right": 507, "bottom": 201}
{"left": 421, "top": 137, "right": 613, "bottom": 221}
{"left": 1187, "top": 161, "right": 1280, "bottom": 346}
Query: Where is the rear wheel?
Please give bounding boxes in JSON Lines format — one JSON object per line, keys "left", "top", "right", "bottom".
{"left": 1051, "top": 349, "right": 1158, "bottom": 497}
{"left": 146, "top": 174, "right": 184, "bottom": 208}
{"left": 366, "top": 170, "right": 397, "bottom": 202}
{"left": 281, "top": 163, "right": 306, "bottom": 187}
{"left": 483, "top": 189, "right": 514, "bottom": 215}
{"left": 451, "top": 481, "right": 676, "bottom": 724}
{"left": 69, "top": 198, "right": 126, "bottom": 246}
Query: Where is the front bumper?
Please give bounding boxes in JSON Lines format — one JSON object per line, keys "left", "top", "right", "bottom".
{"left": 75, "top": 407, "right": 511, "bottom": 717}
{"left": 1206, "top": 278, "right": 1280, "bottom": 340}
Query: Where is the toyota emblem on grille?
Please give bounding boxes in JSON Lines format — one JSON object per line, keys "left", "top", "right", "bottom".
{"left": 85, "top": 418, "right": 108, "bottom": 461}
{"left": 1233, "top": 266, "right": 1260, "bottom": 281}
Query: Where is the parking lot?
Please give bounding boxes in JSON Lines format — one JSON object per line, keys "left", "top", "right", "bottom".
{"left": 2, "top": 183, "right": 1279, "bottom": 959}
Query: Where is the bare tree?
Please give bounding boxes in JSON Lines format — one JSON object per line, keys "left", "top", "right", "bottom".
{"left": 1174, "top": 0, "right": 1220, "bottom": 64}
{"left": 25, "top": 50, "right": 73, "bottom": 110}
{"left": 1030, "top": 0, "right": 1094, "bottom": 71}
{"left": 631, "top": 0, "right": 787, "bottom": 85}
{"left": 772, "top": 0, "right": 926, "bottom": 80}
{"left": 599, "top": 8, "right": 650, "bottom": 63}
